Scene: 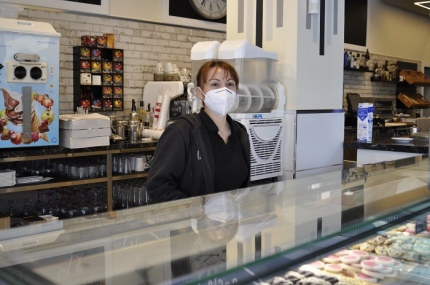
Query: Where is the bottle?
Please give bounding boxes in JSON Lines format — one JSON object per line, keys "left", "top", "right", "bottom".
{"left": 349, "top": 54, "right": 355, "bottom": 69}
{"left": 138, "top": 100, "right": 147, "bottom": 123}
{"left": 146, "top": 103, "right": 153, "bottom": 128}
{"left": 344, "top": 50, "right": 349, "bottom": 68}
{"left": 365, "top": 49, "right": 370, "bottom": 61}
{"left": 355, "top": 54, "right": 360, "bottom": 69}
{"left": 130, "top": 99, "right": 138, "bottom": 121}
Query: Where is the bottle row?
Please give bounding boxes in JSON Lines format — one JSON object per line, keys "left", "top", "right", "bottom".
{"left": 344, "top": 50, "right": 400, "bottom": 81}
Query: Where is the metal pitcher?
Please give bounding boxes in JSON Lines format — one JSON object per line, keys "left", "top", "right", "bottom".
{"left": 112, "top": 120, "right": 129, "bottom": 139}
{"left": 128, "top": 121, "right": 142, "bottom": 142}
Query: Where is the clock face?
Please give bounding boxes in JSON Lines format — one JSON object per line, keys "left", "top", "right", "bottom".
{"left": 189, "top": 237, "right": 227, "bottom": 279}
{"left": 189, "top": 0, "right": 227, "bottom": 20}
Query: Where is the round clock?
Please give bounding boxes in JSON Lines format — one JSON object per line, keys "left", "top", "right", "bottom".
{"left": 189, "top": 237, "right": 227, "bottom": 279}
{"left": 188, "top": 0, "right": 227, "bottom": 20}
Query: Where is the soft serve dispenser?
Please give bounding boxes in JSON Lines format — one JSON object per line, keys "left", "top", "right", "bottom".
{"left": 0, "top": 17, "right": 60, "bottom": 148}
{"left": 190, "top": 39, "right": 285, "bottom": 181}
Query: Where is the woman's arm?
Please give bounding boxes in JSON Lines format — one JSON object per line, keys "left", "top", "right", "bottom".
{"left": 146, "top": 123, "right": 190, "bottom": 203}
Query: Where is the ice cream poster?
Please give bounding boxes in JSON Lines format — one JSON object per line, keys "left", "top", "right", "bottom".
{"left": 0, "top": 88, "right": 58, "bottom": 147}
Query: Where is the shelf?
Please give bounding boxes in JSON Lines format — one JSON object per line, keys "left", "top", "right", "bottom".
{"left": 0, "top": 177, "right": 108, "bottom": 194}
{"left": 0, "top": 144, "right": 156, "bottom": 213}
{"left": 73, "top": 46, "right": 124, "bottom": 112}
{"left": 400, "top": 70, "right": 430, "bottom": 86}
{"left": 112, "top": 171, "right": 149, "bottom": 181}
{"left": 370, "top": 77, "right": 399, "bottom": 83}
{"left": 0, "top": 146, "right": 156, "bottom": 163}
{"left": 344, "top": 67, "right": 373, "bottom": 73}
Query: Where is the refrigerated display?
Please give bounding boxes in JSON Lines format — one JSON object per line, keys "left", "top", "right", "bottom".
{"left": 0, "top": 155, "right": 429, "bottom": 285}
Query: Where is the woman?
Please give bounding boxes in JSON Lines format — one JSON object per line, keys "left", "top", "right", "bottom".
{"left": 147, "top": 60, "right": 251, "bottom": 203}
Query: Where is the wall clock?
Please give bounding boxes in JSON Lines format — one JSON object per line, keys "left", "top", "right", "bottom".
{"left": 188, "top": 0, "right": 227, "bottom": 20}
{"left": 189, "top": 237, "right": 227, "bottom": 279}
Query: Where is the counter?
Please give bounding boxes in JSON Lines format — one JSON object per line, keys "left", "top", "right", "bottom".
{"left": 344, "top": 138, "right": 429, "bottom": 155}
{"left": 0, "top": 154, "right": 429, "bottom": 284}
{"left": 0, "top": 140, "right": 157, "bottom": 160}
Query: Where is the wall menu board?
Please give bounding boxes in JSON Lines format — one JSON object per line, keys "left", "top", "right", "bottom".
{"left": 0, "top": 246, "right": 106, "bottom": 285}
{"left": 345, "top": 0, "right": 368, "bottom": 47}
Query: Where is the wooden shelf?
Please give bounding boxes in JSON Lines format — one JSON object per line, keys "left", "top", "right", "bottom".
{"left": 400, "top": 70, "right": 430, "bottom": 86}
{"left": 344, "top": 67, "right": 373, "bottom": 73}
{"left": 112, "top": 172, "right": 149, "bottom": 181}
{"left": 0, "top": 177, "right": 108, "bottom": 194}
{"left": 0, "top": 145, "right": 156, "bottom": 212}
{"left": 370, "top": 77, "right": 399, "bottom": 83}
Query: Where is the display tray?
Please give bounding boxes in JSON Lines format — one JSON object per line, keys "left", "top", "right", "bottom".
{"left": 262, "top": 210, "right": 430, "bottom": 285}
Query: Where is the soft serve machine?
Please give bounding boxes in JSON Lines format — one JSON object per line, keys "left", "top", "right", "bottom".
{"left": 190, "top": 39, "right": 285, "bottom": 182}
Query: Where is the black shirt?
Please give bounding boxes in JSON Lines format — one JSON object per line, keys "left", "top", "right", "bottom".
{"left": 199, "top": 111, "right": 248, "bottom": 192}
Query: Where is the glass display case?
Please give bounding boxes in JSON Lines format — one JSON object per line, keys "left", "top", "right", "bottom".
{"left": 0, "top": 155, "right": 429, "bottom": 285}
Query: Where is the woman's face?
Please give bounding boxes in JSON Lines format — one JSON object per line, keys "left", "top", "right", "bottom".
{"left": 198, "top": 67, "right": 237, "bottom": 99}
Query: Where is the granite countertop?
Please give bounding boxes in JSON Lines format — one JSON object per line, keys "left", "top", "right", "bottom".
{"left": 344, "top": 137, "right": 429, "bottom": 154}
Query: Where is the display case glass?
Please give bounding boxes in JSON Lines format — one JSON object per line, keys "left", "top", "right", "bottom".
{"left": 0, "top": 155, "right": 429, "bottom": 285}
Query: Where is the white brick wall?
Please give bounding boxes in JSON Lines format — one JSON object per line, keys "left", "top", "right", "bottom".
{"left": 16, "top": 9, "right": 225, "bottom": 118}
{"left": 16, "top": 9, "right": 421, "bottom": 118}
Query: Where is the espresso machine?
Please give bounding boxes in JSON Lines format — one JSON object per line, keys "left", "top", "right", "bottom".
{"left": 142, "top": 81, "right": 188, "bottom": 123}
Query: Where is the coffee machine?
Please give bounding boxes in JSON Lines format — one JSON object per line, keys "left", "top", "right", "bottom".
{"left": 142, "top": 81, "right": 188, "bottom": 123}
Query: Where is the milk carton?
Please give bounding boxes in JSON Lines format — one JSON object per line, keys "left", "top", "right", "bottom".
{"left": 367, "top": 103, "right": 373, "bottom": 143}
{"left": 357, "top": 103, "right": 370, "bottom": 143}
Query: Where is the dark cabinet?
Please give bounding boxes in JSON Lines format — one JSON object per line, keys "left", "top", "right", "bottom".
{"left": 73, "top": 46, "right": 124, "bottom": 112}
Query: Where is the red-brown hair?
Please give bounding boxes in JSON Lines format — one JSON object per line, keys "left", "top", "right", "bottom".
{"left": 196, "top": 60, "right": 239, "bottom": 88}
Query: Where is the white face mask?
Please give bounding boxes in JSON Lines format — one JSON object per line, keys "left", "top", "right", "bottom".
{"left": 201, "top": 87, "right": 238, "bottom": 116}
{"left": 204, "top": 193, "right": 236, "bottom": 223}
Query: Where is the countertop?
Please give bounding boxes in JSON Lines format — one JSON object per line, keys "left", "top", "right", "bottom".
{"left": 0, "top": 139, "right": 157, "bottom": 160}
{"left": 344, "top": 137, "right": 429, "bottom": 154}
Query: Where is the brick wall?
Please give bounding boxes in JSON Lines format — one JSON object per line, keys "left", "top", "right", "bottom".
{"left": 13, "top": 9, "right": 423, "bottom": 117}
{"left": 343, "top": 50, "right": 422, "bottom": 112}
{"left": 16, "top": 9, "right": 225, "bottom": 118}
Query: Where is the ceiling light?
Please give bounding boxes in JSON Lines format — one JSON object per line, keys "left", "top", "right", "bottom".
{"left": 414, "top": 1, "right": 430, "bottom": 10}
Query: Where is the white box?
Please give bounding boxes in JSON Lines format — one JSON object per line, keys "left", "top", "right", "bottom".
{"left": 59, "top": 113, "right": 110, "bottom": 130}
{"left": 60, "top": 127, "right": 111, "bottom": 138}
{"left": 60, "top": 136, "right": 110, "bottom": 149}
{"left": 357, "top": 103, "right": 371, "bottom": 143}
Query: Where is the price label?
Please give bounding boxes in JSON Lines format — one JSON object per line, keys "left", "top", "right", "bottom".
{"left": 415, "top": 220, "right": 427, "bottom": 234}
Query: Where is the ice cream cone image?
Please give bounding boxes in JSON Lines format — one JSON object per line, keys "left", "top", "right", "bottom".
{"left": 31, "top": 111, "right": 49, "bottom": 142}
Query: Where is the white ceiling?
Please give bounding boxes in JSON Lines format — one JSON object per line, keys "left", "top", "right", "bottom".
{"left": 384, "top": 0, "right": 430, "bottom": 17}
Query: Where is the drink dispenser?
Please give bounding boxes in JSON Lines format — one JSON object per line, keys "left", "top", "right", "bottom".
{"left": 190, "top": 39, "right": 284, "bottom": 115}
{"left": 217, "top": 39, "right": 282, "bottom": 114}
{"left": 190, "top": 40, "right": 286, "bottom": 181}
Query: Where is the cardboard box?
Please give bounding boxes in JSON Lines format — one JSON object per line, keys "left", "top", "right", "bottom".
{"left": 59, "top": 113, "right": 110, "bottom": 130}
{"left": 60, "top": 127, "right": 111, "bottom": 138}
{"left": 60, "top": 136, "right": 110, "bottom": 149}
{"left": 357, "top": 103, "right": 373, "bottom": 143}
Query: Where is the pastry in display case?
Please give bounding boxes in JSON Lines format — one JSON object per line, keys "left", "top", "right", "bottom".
{"left": 260, "top": 211, "right": 430, "bottom": 285}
